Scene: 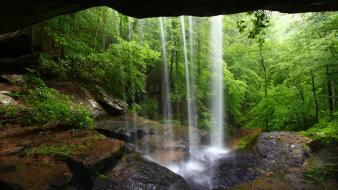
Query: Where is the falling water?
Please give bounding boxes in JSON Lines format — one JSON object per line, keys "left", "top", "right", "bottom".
{"left": 159, "top": 17, "right": 172, "bottom": 122}
{"left": 180, "top": 16, "right": 198, "bottom": 155}
{"left": 210, "top": 16, "right": 225, "bottom": 149}
{"left": 188, "top": 16, "right": 199, "bottom": 155}
{"left": 158, "top": 17, "right": 175, "bottom": 162}
{"left": 188, "top": 17, "right": 194, "bottom": 67}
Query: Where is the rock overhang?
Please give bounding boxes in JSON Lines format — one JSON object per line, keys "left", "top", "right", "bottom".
{"left": 0, "top": 0, "right": 337, "bottom": 34}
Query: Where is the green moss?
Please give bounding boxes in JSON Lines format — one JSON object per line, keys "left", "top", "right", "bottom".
{"left": 302, "top": 120, "right": 338, "bottom": 147}
{"left": 160, "top": 119, "right": 181, "bottom": 125}
{"left": 0, "top": 105, "right": 24, "bottom": 118}
{"left": 304, "top": 164, "right": 338, "bottom": 183}
{"left": 238, "top": 131, "right": 260, "bottom": 149}
{"left": 27, "top": 143, "right": 86, "bottom": 157}
{"left": 15, "top": 164, "right": 23, "bottom": 172}
{"left": 24, "top": 86, "right": 93, "bottom": 128}
{"left": 238, "top": 137, "right": 249, "bottom": 149}
{"left": 14, "top": 74, "right": 95, "bottom": 128}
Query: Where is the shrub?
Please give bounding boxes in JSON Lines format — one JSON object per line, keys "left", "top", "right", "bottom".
{"left": 23, "top": 86, "right": 94, "bottom": 128}
{"left": 304, "top": 164, "right": 338, "bottom": 183}
{"left": 302, "top": 119, "right": 338, "bottom": 149}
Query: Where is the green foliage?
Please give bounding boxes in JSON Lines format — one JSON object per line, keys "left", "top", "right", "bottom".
{"left": 27, "top": 143, "right": 86, "bottom": 157}
{"left": 139, "top": 97, "right": 158, "bottom": 119}
{"left": 223, "top": 65, "right": 247, "bottom": 122}
{"left": 304, "top": 164, "right": 338, "bottom": 183}
{"left": 303, "top": 119, "right": 338, "bottom": 146}
{"left": 130, "top": 103, "right": 141, "bottom": 113}
{"left": 237, "top": 11, "right": 271, "bottom": 42}
{"left": 238, "top": 137, "right": 249, "bottom": 149}
{"left": 87, "top": 38, "right": 160, "bottom": 99}
{"left": 23, "top": 86, "right": 93, "bottom": 128}
{"left": 0, "top": 105, "right": 23, "bottom": 118}
{"left": 32, "top": 8, "right": 337, "bottom": 135}
{"left": 160, "top": 119, "right": 181, "bottom": 126}
{"left": 16, "top": 74, "right": 94, "bottom": 128}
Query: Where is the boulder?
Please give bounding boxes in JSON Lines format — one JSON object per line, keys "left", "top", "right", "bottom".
{"left": 96, "top": 119, "right": 147, "bottom": 142}
{"left": 47, "top": 82, "right": 108, "bottom": 119}
{"left": 0, "top": 156, "right": 73, "bottom": 190}
{"left": 254, "top": 132, "right": 310, "bottom": 169}
{"left": 0, "top": 83, "right": 20, "bottom": 93}
{"left": 1, "top": 74, "right": 24, "bottom": 84}
{"left": 66, "top": 138, "right": 125, "bottom": 189}
{"left": 94, "top": 87, "right": 128, "bottom": 116}
{"left": 0, "top": 124, "right": 126, "bottom": 190}
{"left": 92, "top": 153, "right": 191, "bottom": 190}
{"left": 201, "top": 132, "right": 311, "bottom": 189}
{"left": 0, "top": 94, "right": 16, "bottom": 105}
{"left": 67, "top": 138, "right": 125, "bottom": 172}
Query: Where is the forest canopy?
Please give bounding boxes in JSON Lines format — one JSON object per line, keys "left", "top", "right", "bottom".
{"left": 25, "top": 8, "right": 337, "bottom": 141}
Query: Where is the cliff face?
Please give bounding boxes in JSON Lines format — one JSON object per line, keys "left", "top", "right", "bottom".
{"left": 1, "top": 0, "right": 337, "bottom": 34}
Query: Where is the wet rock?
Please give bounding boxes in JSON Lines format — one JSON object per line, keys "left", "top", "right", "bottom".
{"left": 0, "top": 29, "right": 32, "bottom": 58}
{"left": 0, "top": 144, "right": 25, "bottom": 156}
{"left": 1, "top": 74, "right": 24, "bottom": 83}
{"left": 92, "top": 153, "right": 190, "bottom": 190}
{"left": 0, "top": 90, "right": 11, "bottom": 95}
{"left": 96, "top": 120, "right": 147, "bottom": 142}
{"left": 0, "top": 124, "right": 127, "bottom": 190}
{"left": 209, "top": 132, "right": 311, "bottom": 189}
{"left": 94, "top": 87, "right": 128, "bottom": 116}
{"left": 96, "top": 115, "right": 209, "bottom": 155}
{"left": 308, "top": 138, "right": 338, "bottom": 152}
{"left": 0, "top": 82, "right": 20, "bottom": 92}
{"left": 255, "top": 132, "right": 310, "bottom": 169}
{"left": 66, "top": 138, "right": 125, "bottom": 189}
{"left": 91, "top": 177, "right": 125, "bottom": 190}
{"left": 1, "top": 0, "right": 336, "bottom": 35}
{"left": 47, "top": 82, "right": 108, "bottom": 119}
{"left": 67, "top": 138, "right": 125, "bottom": 172}
{"left": 0, "top": 180, "right": 24, "bottom": 190}
{"left": 0, "top": 94, "right": 16, "bottom": 105}
{"left": 150, "top": 150, "right": 188, "bottom": 165}
{"left": 0, "top": 157, "right": 73, "bottom": 190}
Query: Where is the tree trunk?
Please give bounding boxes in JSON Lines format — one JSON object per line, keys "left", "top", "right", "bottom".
{"left": 327, "top": 66, "right": 333, "bottom": 119}
{"left": 311, "top": 70, "right": 319, "bottom": 122}
{"left": 119, "top": 15, "right": 124, "bottom": 40}
{"left": 259, "top": 44, "right": 268, "bottom": 132}
{"left": 102, "top": 13, "right": 107, "bottom": 49}
{"left": 93, "top": 16, "right": 100, "bottom": 50}
{"left": 332, "top": 74, "right": 336, "bottom": 112}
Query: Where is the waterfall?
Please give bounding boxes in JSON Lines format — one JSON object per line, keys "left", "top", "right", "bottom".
{"left": 188, "top": 16, "right": 198, "bottom": 154}
{"left": 159, "top": 17, "right": 174, "bottom": 161}
{"left": 159, "top": 17, "right": 172, "bottom": 122}
{"left": 210, "top": 16, "right": 225, "bottom": 149}
{"left": 180, "top": 16, "right": 198, "bottom": 155}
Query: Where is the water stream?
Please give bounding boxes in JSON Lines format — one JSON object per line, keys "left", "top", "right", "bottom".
{"left": 210, "top": 15, "right": 225, "bottom": 149}
{"left": 126, "top": 16, "right": 229, "bottom": 189}
{"left": 180, "top": 16, "right": 196, "bottom": 156}
{"left": 158, "top": 17, "right": 175, "bottom": 161}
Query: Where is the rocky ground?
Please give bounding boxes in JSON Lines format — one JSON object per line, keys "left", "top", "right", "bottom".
{"left": 0, "top": 122, "right": 191, "bottom": 190}
{"left": 1, "top": 76, "right": 337, "bottom": 190}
